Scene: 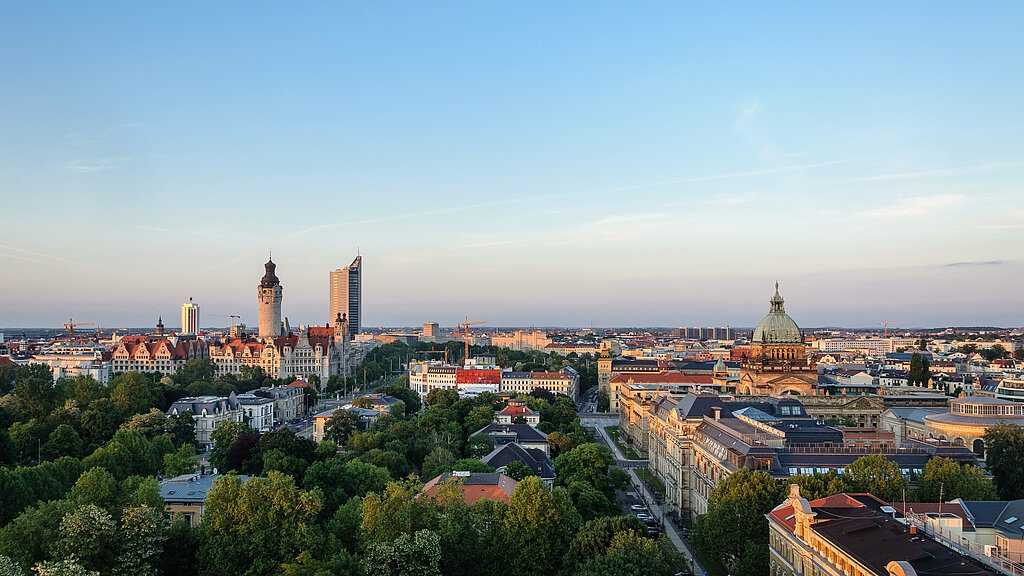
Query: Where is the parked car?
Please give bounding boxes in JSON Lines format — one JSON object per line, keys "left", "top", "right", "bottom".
{"left": 635, "top": 513, "right": 653, "bottom": 521}
{"left": 630, "top": 504, "right": 648, "bottom": 512}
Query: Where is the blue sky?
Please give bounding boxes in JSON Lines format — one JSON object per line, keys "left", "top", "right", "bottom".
{"left": 1, "top": 2, "right": 1022, "bottom": 329}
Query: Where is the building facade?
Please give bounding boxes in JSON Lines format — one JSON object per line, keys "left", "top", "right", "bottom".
{"left": 181, "top": 298, "right": 200, "bottom": 336}
{"left": 166, "top": 394, "right": 243, "bottom": 449}
{"left": 110, "top": 336, "right": 208, "bottom": 374}
{"left": 329, "top": 255, "right": 361, "bottom": 337}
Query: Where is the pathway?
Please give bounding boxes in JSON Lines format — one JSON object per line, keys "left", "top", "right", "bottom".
{"left": 592, "top": 423, "right": 704, "bottom": 576}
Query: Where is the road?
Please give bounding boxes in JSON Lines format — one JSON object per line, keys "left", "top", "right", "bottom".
{"left": 588, "top": 416, "right": 703, "bottom": 576}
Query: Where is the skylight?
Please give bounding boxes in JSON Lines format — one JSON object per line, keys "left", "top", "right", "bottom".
{"left": 1004, "top": 516, "right": 1018, "bottom": 524}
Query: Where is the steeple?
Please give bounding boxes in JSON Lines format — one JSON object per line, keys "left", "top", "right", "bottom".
{"left": 770, "top": 281, "right": 785, "bottom": 313}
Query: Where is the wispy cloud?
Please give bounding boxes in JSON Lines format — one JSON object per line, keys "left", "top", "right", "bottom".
{"left": 597, "top": 160, "right": 853, "bottom": 196}
{"left": 595, "top": 213, "right": 666, "bottom": 225}
{"left": 0, "top": 244, "right": 81, "bottom": 266}
{"left": 857, "top": 161, "right": 1024, "bottom": 182}
{"left": 945, "top": 261, "right": 1004, "bottom": 267}
{"left": 860, "top": 194, "right": 966, "bottom": 219}
{"left": 65, "top": 157, "right": 131, "bottom": 172}
{"left": 66, "top": 123, "right": 142, "bottom": 147}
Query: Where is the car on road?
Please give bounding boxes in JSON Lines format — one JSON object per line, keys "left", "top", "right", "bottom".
{"left": 635, "top": 513, "right": 653, "bottom": 521}
{"left": 630, "top": 504, "right": 648, "bottom": 512}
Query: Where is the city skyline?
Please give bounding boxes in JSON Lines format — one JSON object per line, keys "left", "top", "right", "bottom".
{"left": 2, "top": 3, "right": 1023, "bottom": 328}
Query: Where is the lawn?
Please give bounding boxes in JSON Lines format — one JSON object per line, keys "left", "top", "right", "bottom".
{"left": 637, "top": 468, "right": 666, "bottom": 496}
{"left": 604, "top": 425, "right": 620, "bottom": 442}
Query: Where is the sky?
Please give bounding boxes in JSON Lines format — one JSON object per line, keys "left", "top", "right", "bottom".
{"left": 1, "top": 2, "right": 1023, "bottom": 330}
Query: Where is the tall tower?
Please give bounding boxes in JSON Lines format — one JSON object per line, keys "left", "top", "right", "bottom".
{"left": 258, "top": 257, "right": 283, "bottom": 340}
{"left": 181, "top": 298, "right": 199, "bottom": 336}
{"left": 329, "top": 255, "right": 361, "bottom": 338}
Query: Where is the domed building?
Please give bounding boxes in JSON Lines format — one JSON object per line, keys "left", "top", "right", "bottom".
{"left": 738, "top": 283, "right": 817, "bottom": 395}
{"left": 749, "top": 282, "right": 807, "bottom": 364}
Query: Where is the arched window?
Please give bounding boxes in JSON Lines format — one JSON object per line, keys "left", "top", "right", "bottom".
{"left": 973, "top": 438, "right": 986, "bottom": 458}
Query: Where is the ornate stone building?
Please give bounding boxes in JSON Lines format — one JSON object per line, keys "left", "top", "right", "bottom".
{"left": 738, "top": 283, "right": 817, "bottom": 395}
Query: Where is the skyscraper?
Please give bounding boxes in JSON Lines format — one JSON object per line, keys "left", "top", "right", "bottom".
{"left": 329, "top": 255, "right": 361, "bottom": 338}
{"left": 258, "top": 257, "right": 283, "bottom": 339}
{"left": 181, "top": 298, "right": 200, "bottom": 336}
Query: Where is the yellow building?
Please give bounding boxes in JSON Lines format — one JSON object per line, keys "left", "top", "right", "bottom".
{"left": 768, "top": 485, "right": 997, "bottom": 576}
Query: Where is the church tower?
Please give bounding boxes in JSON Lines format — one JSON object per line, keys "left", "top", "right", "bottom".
{"left": 258, "top": 257, "right": 283, "bottom": 340}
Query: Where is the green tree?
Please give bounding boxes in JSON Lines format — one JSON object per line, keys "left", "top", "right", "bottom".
{"left": 70, "top": 467, "right": 119, "bottom": 511}
{"left": 109, "top": 372, "right": 157, "bottom": 417}
{"left": 121, "top": 409, "right": 169, "bottom": 439}
{"left": 693, "top": 469, "right": 782, "bottom": 576}
{"left": 845, "top": 454, "right": 907, "bottom": 502}
{"left": 1014, "top": 348, "right": 1024, "bottom": 361}
{"left": 0, "top": 500, "right": 77, "bottom": 570}
{"left": 0, "top": 556, "right": 22, "bottom": 576}
{"left": 504, "top": 476, "right": 582, "bottom": 576}
{"left": 163, "top": 443, "right": 198, "bottom": 477}
{"left": 111, "top": 505, "right": 167, "bottom": 576}
{"left": 200, "top": 472, "right": 322, "bottom": 576}
{"left": 55, "top": 504, "right": 118, "bottom": 573}
{"left": 208, "top": 421, "right": 254, "bottom": 473}
{"left": 465, "top": 406, "right": 495, "bottom": 434}
{"left": 984, "top": 423, "right": 1024, "bottom": 500}
{"left": 426, "top": 388, "right": 459, "bottom": 407}
{"left": 324, "top": 409, "right": 362, "bottom": 445}
{"left": 505, "top": 459, "right": 536, "bottom": 477}
{"left": 32, "top": 559, "right": 97, "bottom": 576}
{"left": 916, "top": 457, "right": 996, "bottom": 502}
{"left": 40, "top": 425, "right": 83, "bottom": 461}
{"left": 363, "top": 529, "right": 442, "bottom": 576}
{"left": 786, "top": 470, "right": 853, "bottom": 500}
{"left": 421, "top": 447, "right": 457, "bottom": 480}
{"left": 360, "top": 479, "right": 435, "bottom": 545}
{"left": 596, "top": 389, "right": 610, "bottom": 412}
{"left": 465, "top": 434, "right": 494, "bottom": 459}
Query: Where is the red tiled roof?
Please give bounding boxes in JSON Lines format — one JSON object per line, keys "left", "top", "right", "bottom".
{"left": 0, "top": 357, "right": 15, "bottom": 366}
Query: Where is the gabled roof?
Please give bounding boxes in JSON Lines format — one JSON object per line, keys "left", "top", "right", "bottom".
{"left": 472, "top": 423, "right": 548, "bottom": 443}
{"left": 481, "top": 442, "right": 555, "bottom": 479}
{"left": 420, "top": 472, "right": 518, "bottom": 504}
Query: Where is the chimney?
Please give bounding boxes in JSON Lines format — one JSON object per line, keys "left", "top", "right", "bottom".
{"left": 711, "top": 407, "right": 722, "bottom": 420}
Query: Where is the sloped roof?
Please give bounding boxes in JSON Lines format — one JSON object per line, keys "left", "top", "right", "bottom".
{"left": 481, "top": 442, "right": 555, "bottom": 479}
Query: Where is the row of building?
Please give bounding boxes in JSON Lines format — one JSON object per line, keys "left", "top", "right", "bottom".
{"left": 407, "top": 361, "right": 580, "bottom": 401}
{"left": 166, "top": 384, "right": 305, "bottom": 448}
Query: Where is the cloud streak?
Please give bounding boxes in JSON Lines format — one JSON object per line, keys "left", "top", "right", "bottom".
{"left": 859, "top": 194, "right": 966, "bottom": 219}
{"left": 65, "top": 157, "right": 131, "bottom": 172}
{"left": 0, "top": 244, "right": 81, "bottom": 266}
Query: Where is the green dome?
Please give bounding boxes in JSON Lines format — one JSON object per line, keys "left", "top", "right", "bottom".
{"left": 752, "top": 283, "right": 802, "bottom": 344}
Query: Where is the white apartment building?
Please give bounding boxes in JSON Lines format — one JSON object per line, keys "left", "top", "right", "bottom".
{"left": 32, "top": 341, "right": 112, "bottom": 383}
{"left": 236, "top": 394, "right": 274, "bottom": 432}
{"left": 167, "top": 394, "right": 243, "bottom": 449}
{"left": 181, "top": 298, "right": 200, "bottom": 336}
{"left": 813, "top": 337, "right": 917, "bottom": 355}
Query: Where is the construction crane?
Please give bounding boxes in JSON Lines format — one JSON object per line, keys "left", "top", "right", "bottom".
{"left": 62, "top": 318, "right": 94, "bottom": 341}
{"left": 211, "top": 314, "right": 242, "bottom": 334}
{"left": 457, "top": 316, "right": 486, "bottom": 363}
{"left": 416, "top": 348, "right": 449, "bottom": 364}
{"left": 877, "top": 321, "right": 907, "bottom": 338}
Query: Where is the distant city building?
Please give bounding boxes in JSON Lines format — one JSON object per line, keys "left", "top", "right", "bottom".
{"left": 813, "top": 337, "right": 918, "bottom": 355}
{"left": 422, "top": 322, "right": 440, "bottom": 338}
{"left": 491, "top": 330, "right": 553, "bottom": 351}
{"left": 166, "top": 394, "right": 242, "bottom": 449}
{"left": 31, "top": 340, "right": 112, "bottom": 383}
{"left": 499, "top": 368, "right": 580, "bottom": 401}
{"left": 257, "top": 258, "right": 283, "bottom": 339}
{"left": 181, "top": 297, "right": 200, "bottom": 336}
{"left": 110, "top": 335, "right": 208, "bottom": 374}
{"left": 236, "top": 394, "right": 274, "bottom": 432}
{"left": 329, "top": 255, "right": 361, "bottom": 337}
{"left": 209, "top": 316, "right": 358, "bottom": 385}
{"left": 737, "top": 283, "right": 817, "bottom": 395}
{"left": 672, "top": 327, "right": 735, "bottom": 340}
